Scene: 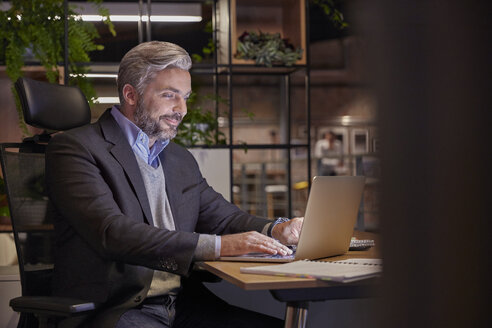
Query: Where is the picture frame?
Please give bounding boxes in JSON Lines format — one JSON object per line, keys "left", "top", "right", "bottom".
{"left": 372, "top": 137, "right": 379, "bottom": 153}
{"left": 351, "top": 128, "right": 369, "bottom": 155}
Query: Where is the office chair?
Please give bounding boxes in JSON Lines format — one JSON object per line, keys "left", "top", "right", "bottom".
{"left": 1, "top": 77, "right": 95, "bottom": 328}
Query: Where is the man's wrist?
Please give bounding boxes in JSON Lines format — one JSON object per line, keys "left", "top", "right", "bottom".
{"left": 267, "top": 217, "right": 290, "bottom": 238}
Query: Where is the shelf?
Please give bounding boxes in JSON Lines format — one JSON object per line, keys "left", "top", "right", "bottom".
{"left": 191, "top": 64, "right": 305, "bottom": 75}
{"left": 0, "top": 66, "right": 65, "bottom": 84}
{"left": 217, "top": 0, "right": 306, "bottom": 66}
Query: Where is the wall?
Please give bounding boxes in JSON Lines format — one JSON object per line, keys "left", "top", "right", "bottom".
{"left": 0, "top": 76, "right": 24, "bottom": 143}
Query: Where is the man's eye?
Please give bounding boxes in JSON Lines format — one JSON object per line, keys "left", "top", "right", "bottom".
{"left": 163, "top": 93, "right": 174, "bottom": 98}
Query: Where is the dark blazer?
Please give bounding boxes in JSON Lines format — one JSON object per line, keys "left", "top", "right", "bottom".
{"left": 45, "top": 109, "right": 270, "bottom": 327}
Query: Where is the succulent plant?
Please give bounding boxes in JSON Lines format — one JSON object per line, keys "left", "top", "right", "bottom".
{"left": 235, "top": 31, "right": 303, "bottom": 67}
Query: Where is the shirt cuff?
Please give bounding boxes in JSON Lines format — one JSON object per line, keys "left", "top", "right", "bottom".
{"left": 215, "top": 235, "right": 221, "bottom": 259}
{"left": 262, "top": 223, "right": 272, "bottom": 236}
{"left": 194, "top": 234, "right": 219, "bottom": 261}
{"left": 266, "top": 217, "right": 290, "bottom": 238}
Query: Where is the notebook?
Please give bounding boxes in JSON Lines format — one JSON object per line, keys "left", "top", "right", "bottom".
{"left": 219, "top": 176, "right": 366, "bottom": 262}
{"left": 240, "top": 258, "right": 382, "bottom": 283}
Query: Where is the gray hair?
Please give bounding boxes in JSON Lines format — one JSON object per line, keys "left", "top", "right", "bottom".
{"left": 117, "top": 41, "right": 192, "bottom": 105}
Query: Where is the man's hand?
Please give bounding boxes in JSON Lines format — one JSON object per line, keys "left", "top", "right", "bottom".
{"left": 271, "top": 217, "right": 304, "bottom": 245}
{"left": 220, "top": 231, "right": 293, "bottom": 257}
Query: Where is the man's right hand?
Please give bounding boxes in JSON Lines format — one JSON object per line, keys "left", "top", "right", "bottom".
{"left": 220, "top": 231, "right": 292, "bottom": 257}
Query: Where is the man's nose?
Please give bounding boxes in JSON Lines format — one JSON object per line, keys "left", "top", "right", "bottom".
{"left": 173, "top": 97, "right": 187, "bottom": 115}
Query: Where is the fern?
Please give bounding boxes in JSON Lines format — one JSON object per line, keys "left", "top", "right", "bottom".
{"left": 0, "top": 0, "right": 115, "bottom": 136}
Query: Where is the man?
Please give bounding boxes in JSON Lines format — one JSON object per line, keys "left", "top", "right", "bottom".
{"left": 46, "top": 41, "right": 303, "bottom": 327}
{"left": 314, "top": 131, "right": 344, "bottom": 176}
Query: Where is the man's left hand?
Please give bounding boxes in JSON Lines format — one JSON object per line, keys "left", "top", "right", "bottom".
{"left": 271, "top": 217, "right": 303, "bottom": 245}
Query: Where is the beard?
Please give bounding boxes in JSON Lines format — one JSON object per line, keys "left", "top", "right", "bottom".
{"left": 133, "top": 99, "right": 183, "bottom": 142}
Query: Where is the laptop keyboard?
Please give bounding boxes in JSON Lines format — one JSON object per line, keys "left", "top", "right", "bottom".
{"left": 240, "top": 245, "right": 297, "bottom": 260}
{"left": 260, "top": 239, "right": 374, "bottom": 258}
{"left": 243, "top": 252, "right": 296, "bottom": 260}
{"left": 229, "top": 240, "right": 374, "bottom": 261}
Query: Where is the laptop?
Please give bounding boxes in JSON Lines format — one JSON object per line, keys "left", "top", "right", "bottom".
{"left": 219, "top": 176, "right": 366, "bottom": 262}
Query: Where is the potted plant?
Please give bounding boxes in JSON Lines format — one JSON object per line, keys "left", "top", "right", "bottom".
{"left": 173, "top": 88, "right": 253, "bottom": 201}
{"left": 0, "top": 0, "right": 114, "bottom": 136}
{"left": 235, "top": 30, "right": 303, "bottom": 67}
{"left": 174, "top": 91, "right": 227, "bottom": 147}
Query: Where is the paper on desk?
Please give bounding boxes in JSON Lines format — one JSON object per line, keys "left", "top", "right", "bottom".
{"left": 240, "top": 258, "right": 383, "bottom": 283}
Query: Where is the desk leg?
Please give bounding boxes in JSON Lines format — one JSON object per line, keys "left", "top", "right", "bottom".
{"left": 284, "top": 301, "right": 309, "bottom": 328}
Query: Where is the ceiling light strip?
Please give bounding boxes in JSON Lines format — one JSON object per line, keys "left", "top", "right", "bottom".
{"left": 78, "top": 15, "right": 202, "bottom": 22}
{"left": 95, "top": 97, "right": 120, "bottom": 104}
{"left": 70, "top": 73, "right": 118, "bottom": 79}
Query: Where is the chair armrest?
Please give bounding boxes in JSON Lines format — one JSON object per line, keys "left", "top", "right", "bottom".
{"left": 10, "top": 296, "right": 97, "bottom": 317}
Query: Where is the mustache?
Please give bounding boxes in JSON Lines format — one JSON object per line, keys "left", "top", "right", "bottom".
{"left": 159, "top": 112, "right": 183, "bottom": 123}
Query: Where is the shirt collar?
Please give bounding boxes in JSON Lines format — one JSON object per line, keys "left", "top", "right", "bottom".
{"left": 110, "top": 106, "right": 169, "bottom": 168}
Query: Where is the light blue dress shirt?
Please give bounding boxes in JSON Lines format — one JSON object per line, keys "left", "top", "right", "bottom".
{"left": 110, "top": 106, "right": 169, "bottom": 168}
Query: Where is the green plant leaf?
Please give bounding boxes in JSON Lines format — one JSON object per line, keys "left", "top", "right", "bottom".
{"left": 0, "top": 0, "right": 116, "bottom": 135}
{"left": 235, "top": 30, "right": 302, "bottom": 66}
{"left": 310, "top": 0, "right": 349, "bottom": 30}
{"left": 0, "top": 206, "right": 10, "bottom": 218}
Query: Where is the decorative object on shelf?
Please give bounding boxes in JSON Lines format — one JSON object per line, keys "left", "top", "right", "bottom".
{"left": 0, "top": 0, "right": 115, "bottom": 136}
{"left": 235, "top": 31, "right": 303, "bottom": 67}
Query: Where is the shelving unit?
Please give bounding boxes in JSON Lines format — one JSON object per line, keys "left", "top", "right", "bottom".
{"left": 210, "top": 0, "right": 312, "bottom": 218}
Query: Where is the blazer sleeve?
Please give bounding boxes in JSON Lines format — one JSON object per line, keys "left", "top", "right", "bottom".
{"left": 46, "top": 130, "right": 199, "bottom": 276}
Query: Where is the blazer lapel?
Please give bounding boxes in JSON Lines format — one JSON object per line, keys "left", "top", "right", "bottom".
{"left": 98, "top": 110, "right": 154, "bottom": 226}
{"left": 160, "top": 145, "right": 183, "bottom": 231}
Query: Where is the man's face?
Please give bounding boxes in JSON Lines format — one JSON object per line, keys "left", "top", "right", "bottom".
{"left": 134, "top": 68, "right": 191, "bottom": 142}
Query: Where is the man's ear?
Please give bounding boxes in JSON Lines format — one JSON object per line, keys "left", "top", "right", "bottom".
{"left": 122, "top": 84, "right": 138, "bottom": 106}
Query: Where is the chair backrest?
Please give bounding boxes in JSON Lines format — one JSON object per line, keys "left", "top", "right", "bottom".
{"left": 0, "top": 143, "right": 53, "bottom": 297}
{"left": 15, "top": 77, "right": 91, "bottom": 132}
{"left": 1, "top": 78, "right": 91, "bottom": 297}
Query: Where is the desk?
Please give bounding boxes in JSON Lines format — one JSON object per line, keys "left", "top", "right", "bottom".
{"left": 198, "top": 231, "right": 380, "bottom": 328}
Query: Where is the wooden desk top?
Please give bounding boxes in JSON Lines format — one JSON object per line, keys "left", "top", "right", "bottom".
{"left": 197, "top": 231, "right": 380, "bottom": 291}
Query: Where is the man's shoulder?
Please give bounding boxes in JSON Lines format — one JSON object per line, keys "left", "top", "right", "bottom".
{"left": 166, "top": 141, "right": 185, "bottom": 153}
{"left": 161, "top": 142, "right": 201, "bottom": 173}
{"left": 48, "top": 113, "right": 113, "bottom": 152}
{"left": 164, "top": 141, "right": 195, "bottom": 159}
{"left": 50, "top": 121, "right": 101, "bottom": 143}
{"left": 52, "top": 109, "right": 114, "bottom": 141}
